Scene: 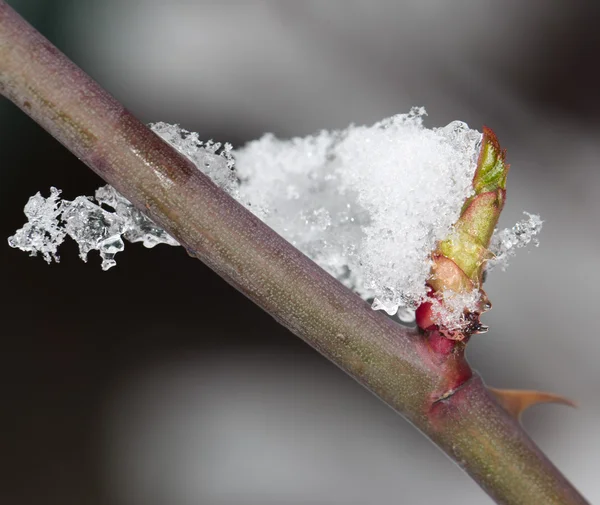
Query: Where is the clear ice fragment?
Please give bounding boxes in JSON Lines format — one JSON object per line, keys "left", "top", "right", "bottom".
{"left": 7, "top": 187, "right": 66, "bottom": 263}
{"left": 95, "top": 186, "right": 179, "bottom": 248}
{"left": 9, "top": 186, "right": 179, "bottom": 270}
{"left": 488, "top": 212, "right": 543, "bottom": 271}
{"left": 61, "top": 196, "right": 126, "bottom": 270}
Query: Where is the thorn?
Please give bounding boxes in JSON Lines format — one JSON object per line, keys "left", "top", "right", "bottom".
{"left": 488, "top": 387, "right": 577, "bottom": 420}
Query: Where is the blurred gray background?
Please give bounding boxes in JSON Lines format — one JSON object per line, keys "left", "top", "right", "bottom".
{"left": 1, "top": 1, "right": 599, "bottom": 504}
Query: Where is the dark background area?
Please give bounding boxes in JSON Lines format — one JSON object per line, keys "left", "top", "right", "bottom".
{"left": 1, "top": 1, "right": 599, "bottom": 504}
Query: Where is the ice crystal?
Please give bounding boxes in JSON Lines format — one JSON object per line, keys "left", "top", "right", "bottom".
{"left": 9, "top": 187, "right": 179, "bottom": 271}
{"left": 7, "top": 187, "right": 65, "bottom": 263}
{"left": 9, "top": 109, "right": 542, "bottom": 328}
{"left": 429, "top": 290, "right": 483, "bottom": 332}
{"left": 150, "top": 122, "right": 236, "bottom": 193}
{"left": 235, "top": 109, "right": 482, "bottom": 314}
{"left": 488, "top": 212, "right": 543, "bottom": 271}
{"left": 61, "top": 195, "right": 126, "bottom": 270}
{"left": 95, "top": 186, "right": 179, "bottom": 249}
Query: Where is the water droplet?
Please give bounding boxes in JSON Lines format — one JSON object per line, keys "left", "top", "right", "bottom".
{"left": 396, "top": 306, "right": 416, "bottom": 324}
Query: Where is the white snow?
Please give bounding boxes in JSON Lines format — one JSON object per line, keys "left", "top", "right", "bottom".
{"left": 233, "top": 108, "right": 482, "bottom": 315}
{"left": 8, "top": 109, "right": 542, "bottom": 327}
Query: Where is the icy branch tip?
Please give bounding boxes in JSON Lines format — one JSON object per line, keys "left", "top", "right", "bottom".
{"left": 416, "top": 127, "right": 539, "bottom": 337}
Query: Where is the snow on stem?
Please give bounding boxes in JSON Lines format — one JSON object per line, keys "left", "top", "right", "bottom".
{"left": 0, "top": 2, "right": 588, "bottom": 504}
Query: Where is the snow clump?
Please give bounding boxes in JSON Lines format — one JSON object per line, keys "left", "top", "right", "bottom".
{"left": 9, "top": 109, "right": 542, "bottom": 320}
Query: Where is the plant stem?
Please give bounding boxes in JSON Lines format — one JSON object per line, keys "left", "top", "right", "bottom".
{"left": 0, "top": 2, "right": 589, "bottom": 504}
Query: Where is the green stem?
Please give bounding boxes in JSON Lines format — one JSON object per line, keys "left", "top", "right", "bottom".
{"left": 0, "top": 3, "right": 588, "bottom": 504}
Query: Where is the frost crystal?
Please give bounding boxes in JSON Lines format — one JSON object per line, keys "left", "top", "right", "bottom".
{"left": 9, "top": 109, "right": 543, "bottom": 327}
{"left": 61, "top": 195, "right": 126, "bottom": 270}
{"left": 9, "top": 187, "right": 179, "bottom": 270}
{"left": 235, "top": 109, "right": 482, "bottom": 314}
{"left": 7, "top": 187, "right": 66, "bottom": 263}
{"left": 430, "top": 290, "right": 483, "bottom": 332}
{"left": 150, "top": 122, "right": 236, "bottom": 193}
{"left": 94, "top": 186, "right": 179, "bottom": 249}
{"left": 488, "top": 212, "right": 543, "bottom": 271}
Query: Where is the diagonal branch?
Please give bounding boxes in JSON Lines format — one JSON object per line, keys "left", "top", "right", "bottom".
{"left": 0, "top": 2, "right": 588, "bottom": 504}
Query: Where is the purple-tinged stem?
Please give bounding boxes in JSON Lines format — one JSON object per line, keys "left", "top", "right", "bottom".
{"left": 0, "top": 2, "right": 589, "bottom": 504}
